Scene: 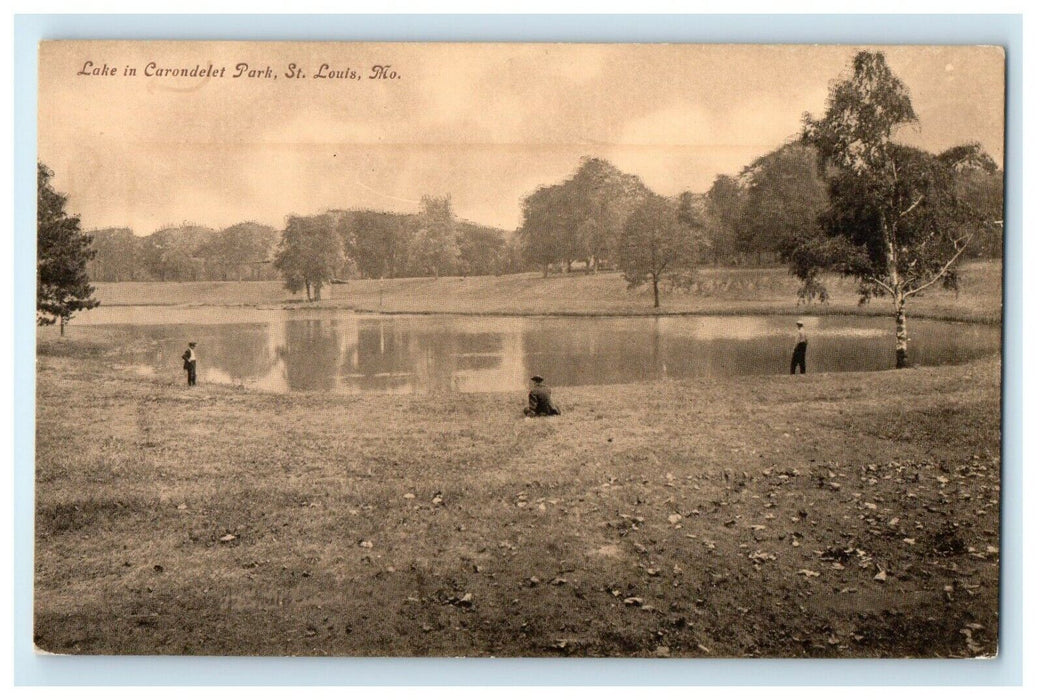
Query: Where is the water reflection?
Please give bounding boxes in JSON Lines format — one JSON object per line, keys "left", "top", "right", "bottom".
{"left": 76, "top": 308, "right": 1001, "bottom": 395}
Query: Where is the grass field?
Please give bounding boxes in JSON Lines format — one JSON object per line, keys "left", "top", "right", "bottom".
{"left": 35, "top": 333, "right": 1000, "bottom": 657}
{"left": 91, "top": 259, "right": 1003, "bottom": 324}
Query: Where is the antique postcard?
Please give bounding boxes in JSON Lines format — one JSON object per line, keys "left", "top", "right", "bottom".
{"left": 35, "top": 41, "right": 1004, "bottom": 657}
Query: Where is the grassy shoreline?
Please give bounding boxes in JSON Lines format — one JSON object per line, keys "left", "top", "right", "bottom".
{"left": 35, "top": 335, "right": 1001, "bottom": 657}
{"left": 89, "top": 260, "right": 1003, "bottom": 325}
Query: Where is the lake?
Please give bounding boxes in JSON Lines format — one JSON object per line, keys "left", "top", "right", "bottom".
{"left": 72, "top": 307, "right": 1000, "bottom": 394}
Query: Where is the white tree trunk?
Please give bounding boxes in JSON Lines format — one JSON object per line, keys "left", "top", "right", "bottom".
{"left": 894, "top": 294, "right": 909, "bottom": 369}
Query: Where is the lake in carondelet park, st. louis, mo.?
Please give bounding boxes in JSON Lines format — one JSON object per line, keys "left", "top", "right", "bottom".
{"left": 70, "top": 306, "right": 1001, "bottom": 394}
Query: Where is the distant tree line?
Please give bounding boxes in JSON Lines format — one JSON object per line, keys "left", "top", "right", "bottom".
{"left": 88, "top": 222, "right": 281, "bottom": 282}
{"left": 86, "top": 200, "right": 524, "bottom": 286}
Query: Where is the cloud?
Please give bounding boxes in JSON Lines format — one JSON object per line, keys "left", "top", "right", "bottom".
{"left": 617, "top": 104, "right": 714, "bottom": 146}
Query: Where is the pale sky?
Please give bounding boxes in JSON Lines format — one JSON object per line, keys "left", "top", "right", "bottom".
{"left": 38, "top": 42, "right": 1005, "bottom": 234}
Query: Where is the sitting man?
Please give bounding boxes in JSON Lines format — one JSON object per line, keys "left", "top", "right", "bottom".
{"left": 524, "top": 375, "right": 560, "bottom": 417}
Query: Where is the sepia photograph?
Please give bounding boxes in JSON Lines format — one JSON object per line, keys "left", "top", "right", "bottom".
{"left": 34, "top": 41, "right": 1005, "bottom": 658}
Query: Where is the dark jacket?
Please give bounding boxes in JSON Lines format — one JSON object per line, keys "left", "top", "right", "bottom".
{"left": 528, "top": 385, "right": 560, "bottom": 416}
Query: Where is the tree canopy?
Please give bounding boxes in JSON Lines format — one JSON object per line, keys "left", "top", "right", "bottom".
{"left": 272, "top": 214, "right": 344, "bottom": 301}
{"left": 408, "top": 196, "right": 459, "bottom": 278}
{"left": 740, "top": 143, "right": 829, "bottom": 266}
{"left": 618, "top": 194, "right": 701, "bottom": 308}
{"left": 335, "top": 209, "right": 413, "bottom": 279}
{"left": 703, "top": 175, "right": 747, "bottom": 265}
{"left": 519, "top": 158, "right": 652, "bottom": 275}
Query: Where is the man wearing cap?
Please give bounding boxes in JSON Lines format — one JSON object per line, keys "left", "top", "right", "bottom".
{"left": 182, "top": 342, "right": 198, "bottom": 386}
{"left": 524, "top": 375, "right": 560, "bottom": 417}
{"left": 790, "top": 322, "right": 808, "bottom": 375}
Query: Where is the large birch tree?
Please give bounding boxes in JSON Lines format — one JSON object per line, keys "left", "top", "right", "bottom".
{"left": 798, "top": 51, "right": 998, "bottom": 368}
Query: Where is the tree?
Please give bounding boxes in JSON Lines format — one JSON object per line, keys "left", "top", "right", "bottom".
{"left": 200, "top": 222, "right": 278, "bottom": 280}
{"left": 335, "top": 210, "right": 413, "bottom": 279}
{"left": 456, "top": 222, "right": 508, "bottom": 277}
{"left": 570, "top": 158, "right": 651, "bottom": 271}
{"left": 88, "top": 227, "right": 143, "bottom": 282}
{"left": 273, "top": 214, "right": 344, "bottom": 301}
{"left": 408, "top": 196, "right": 459, "bottom": 278}
{"left": 740, "top": 143, "right": 829, "bottom": 265}
{"left": 704, "top": 175, "right": 747, "bottom": 265}
{"left": 37, "top": 162, "right": 99, "bottom": 334}
{"left": 938, "top": 147, "right": 1004, "bottom": 259}
{"left": 618, "top": 195, "right": 700, "bottom": 308}
{"left": 519, "top": 159, "right": 652, "bottom": 275}
{"left": 519, "top": 184, "right": 573, "bottom": 276}
{"left": 798, "top": 51, "right": 999, "bottom": 368}
{"left": 142, "top": 224, "right": 214, "bottom": 281}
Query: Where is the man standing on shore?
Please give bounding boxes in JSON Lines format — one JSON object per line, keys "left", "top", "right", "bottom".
{"left": 790, "top": 322, "right": 808, "bottom": 375}
{"left": 182, "top": 341, "right": 198, "bottom": 386}
{"left": 524, "top": 375, "right": 560, "bottom": 417}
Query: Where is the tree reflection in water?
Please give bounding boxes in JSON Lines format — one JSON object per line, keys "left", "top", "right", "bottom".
{"left": 277, "top": 319, "right": 342, "bottom": 391}
{"left": 87, "top": 311, "right": 1000, "bottom": 394}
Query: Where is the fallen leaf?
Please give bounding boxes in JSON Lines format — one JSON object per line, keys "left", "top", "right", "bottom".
{"left": 359, "top": 540, "right": 373, "bottom": 548}
{"left": 797, "top": 569, "right": 820, "bottom": 578}
{"left": 668, "top": 514, "right": 683, "bottom": 525}
{"left": 623, "top": 597, "right": 644, "bottom": 606}
{"left": 219, "top": 533, "right": 237, "bottom": 542}
{"left": 874, "top": 568, "right": 888, "bottom": 582}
